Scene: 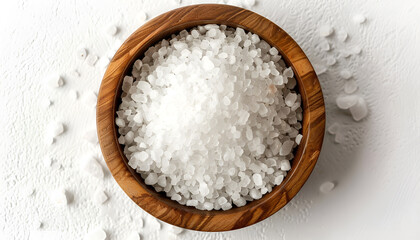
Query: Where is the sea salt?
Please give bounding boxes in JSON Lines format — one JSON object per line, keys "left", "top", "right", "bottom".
{"left": 47, "top": 75, "right": 64, "bottom": 88}
{"left": 344, "top": 80, "right": 358, "bottom": 94}
{"left": 83, "top": 155, "right": 104, "bottom": 179}
{"left": 336, "top": 29, "right": 348, "bottom": 42}
{"left": 50, "top": 188, "right": 68, "bottom": 206}
{"left": 125, "top": 232, "right": 140, "bottom": 240}
{"left": 349, "top": 96, "right": 368, "bottom": 121}
{"left": 86, "top": 54, "right": 99, "bottom": 66}
{"left": 339, "top": 69, "right": 352, "bottom": 80}
{"left": 336, "top": 95, "right": 358, "bottom": 109}
{"left": 83, "top": 129, "right": 98, "bottom": 145}
{"left": 93, "top": 189, "right": 108, "bottom": 204}
{"left": 320, "top": 181, "right": 335, "bottom": 193}
{"left": 353, "top": 14, "right": 366, "bottom": 24}
{"left": 77, "top": 48, "right": 87, "bottom": 60}
{"left": 117, "top": 25, "right": 302, "bottom": 210}
{"left": 107, "top": 25, "right": 118, "bottom": 36}
{"left": 319, "top": 25, "right": 334, "bottom": 37}
{"left": 84, "top": 228, "right": 106, "bottom": 240}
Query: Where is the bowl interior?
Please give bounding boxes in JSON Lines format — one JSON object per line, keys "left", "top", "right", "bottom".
{"left": 97, "top": 4, "right": 325, "bottom": 231}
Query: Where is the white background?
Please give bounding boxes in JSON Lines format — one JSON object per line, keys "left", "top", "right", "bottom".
{"left": 0, "top": 0, "right": 419, "bottom": 239}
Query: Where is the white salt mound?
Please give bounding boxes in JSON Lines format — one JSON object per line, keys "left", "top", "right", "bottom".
{"left": 116, "top": 25, "right": 302, "bottom": 211}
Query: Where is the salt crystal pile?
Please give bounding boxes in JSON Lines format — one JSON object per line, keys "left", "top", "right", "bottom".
{"left": 84, "top": 228, "right": 107, "bottom": 240}
{"left": 116, "top": 25, "right": 303, "bottom": 210}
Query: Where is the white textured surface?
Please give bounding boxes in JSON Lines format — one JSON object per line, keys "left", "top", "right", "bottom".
{"left": 0, "top": 0, "right": 419, "bottom": 239}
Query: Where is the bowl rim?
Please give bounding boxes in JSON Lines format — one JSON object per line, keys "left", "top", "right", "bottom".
{"left": 96, "top": 3, "right": 325, "bottom": 232}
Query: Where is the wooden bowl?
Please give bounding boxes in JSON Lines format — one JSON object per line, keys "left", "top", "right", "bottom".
{"left": 96, "top": 4, "right": 325, "bottom": 232}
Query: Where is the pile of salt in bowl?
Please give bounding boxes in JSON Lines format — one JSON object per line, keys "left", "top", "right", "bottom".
{"left": 116, "top": 24, "right": 303, "bottom": 211}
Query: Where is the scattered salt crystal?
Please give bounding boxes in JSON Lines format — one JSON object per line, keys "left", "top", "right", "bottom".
{"left": 77, "top": 48, "right": 87, "bottom": 60}
{"left": 86, "top": 54, "right": 99, "bottom": 66}
{"left": 107, "top": 25, "right": 118, "bottom": 36}
{"left": 97, "top": 57, "right": 110, "bottom": 69}
{"left": 313, "top": 63, "right": 327, "bottom": 75}
{"left": 326, "top": 56, "right": 336, "bottom": 66}
{"left": 320, "top": 181, "right": 335, "bottom": 193}
{"left": 339, "top": 69, "right": 352, "bottom": 80}
{"left": 50, "top": 188, "right": 68, "bottom": 206}
{"left": 344, "top": 80, "right": 358, "bottom": 94}
{"left": 125, "top": 232, "right": 140, "bottom": 240}
{"left": 42, "top": 98, "right": 53, "bottom": 109}
{"left": 139, "top": 11, "right": 148, "bottom": 22}
{"left": 71, "top": 70, "right": 80, "bottom": 77}
{"left": 319, "top": 25, "right": 334, "bottom": 37}
{"left": 47, "top": 75, "right": 64, "bottom": 88}
{"left": 351, "top": 46, "right": 362, "bottom": 55}
{"left": 69, "top": 89, "right": 78, "bottom": 100}
{"left": 336, "top": 30, "right": 348, "bottom": 42}
{"left": 327, "top": 122, "right": 340, "bottom": 135}
{"left": 23, "top": 186, "right": 35, "bottom": 197}
{"left": 84, "top": 129, "right": 98, "bottom": 145}
{"left": 84, "top": 228, "right": 106, "bottom": 240}
{"left": 93, "top": 189, "right": 108, "bottom": 204}
{"left": 349, "top": 96, "right": 368, "bottom": 121}
{"left": 336, "top": 95, "right": 358, "bottom": 109}
{"left": 352, "top": 14, "right": 366, "bottom": 24}
{"left": 43, "top": 156, "right": 52, "bottom": 167}
{"left": 84, "top": 91, "right": 97, "bottom": 108}
{"left": 319, "top": 41, "right": 330, "bottom": 52}
{"left": 243, "top": 0, "right": 256, "bottom": 7}
{"left": 170, "top": 226, "right": 184, "bottom": 235}
{"left": 334, "top": 130, "right": 345, "bottom": 143}
{"left": 83, "top": 156, "right": 104, "bottom": 179}
{"left": 47, "top": 121, "right": 64, "bottom": 139}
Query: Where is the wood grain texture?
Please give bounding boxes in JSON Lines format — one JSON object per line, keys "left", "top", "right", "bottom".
{"left": 96, "top": 4, "right": 325, "bottom": 232}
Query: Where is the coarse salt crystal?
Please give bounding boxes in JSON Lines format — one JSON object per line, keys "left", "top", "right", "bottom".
{"left": 84, "top": 228, "right": 106, "bottom": 240}
{"left": 319, "top": 25, "right": 334, "bottom": 37}
{"left": 86, "top": 54, "right": 99, "bottom": 66}
{"left": 352, "top": 14, "right": 366, "bottom": 24}
{"left": 349, "top": 96, "right": 368, "bottom": 121}
{"left": 47, "top": 75, "right": 64, "bottom": 88}
{"left": 336, "top": 95, "right": 358, "bottom": 109}
{"left": 320, "top": 181, "right": 335, "bottom": 193}
{"left": 107, "top": 25, "right": 118, "bottom": 36}
{"left": 344, "top": 80, "right": 358, "bottom": 94}
{"left": 93, "top": 189, "right": 108, "bottom": 204}
{"left": 77, "top": 48, "right": 87, "bottom": 60}
{"left": 339, "top": 70, "right": 352, "bottom": 80}
{"left": 50, "top": 188, "right": 68, "bottom": 206}
{"left": 125, "top": 232, "right": 140, "bottom": 240}
{"left": 83, "top": 156, "right": 104, "bottom": 179}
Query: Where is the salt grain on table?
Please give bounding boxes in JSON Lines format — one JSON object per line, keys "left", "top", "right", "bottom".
{"left": 86, "top": 54, "right": 99, "bottom": 66}
{"left": 319, "top": 25, "right": 334, "bottom": 37}
{"left": 344, "top": 80, "right": 358, "bottom": 94}
{"left": 126, "top": 232, "right": 140, "bottom": 240}
{"left": 83, "top": 156, "right": 104, "bottom": 179}
{"left": 320, "top": 181, "right": 335, "bottom": 193}
{"left": 336, "top": 29, "right": 348, "bottom": 42}
{"left": 50, "top": 188, "right": 68, "bottom": 206}
{"left": 336, "top": 95, "right": 358, "bottom": 109}
{"left": 84, "top": 228, "right": 106, "bottom": 240}
{"left": 349, "top": 96, "right": 368, "bottom": 121}
{"left": 47, "top": 75, "right": 64, "bottom": 88}
{"left": 339, "top": 69, "right": 352, "bottom": 79}
{"left": 107, "top": 25, "right": 118, "bottom": 36}
{"left": 77, "top": 48, "right": 87, "bottom": 60}
{"left": 352, "top": 14, "right": 366, "bottom": 24}
{"left": 93, "top": 189, "right": 108, "bottom": 204}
